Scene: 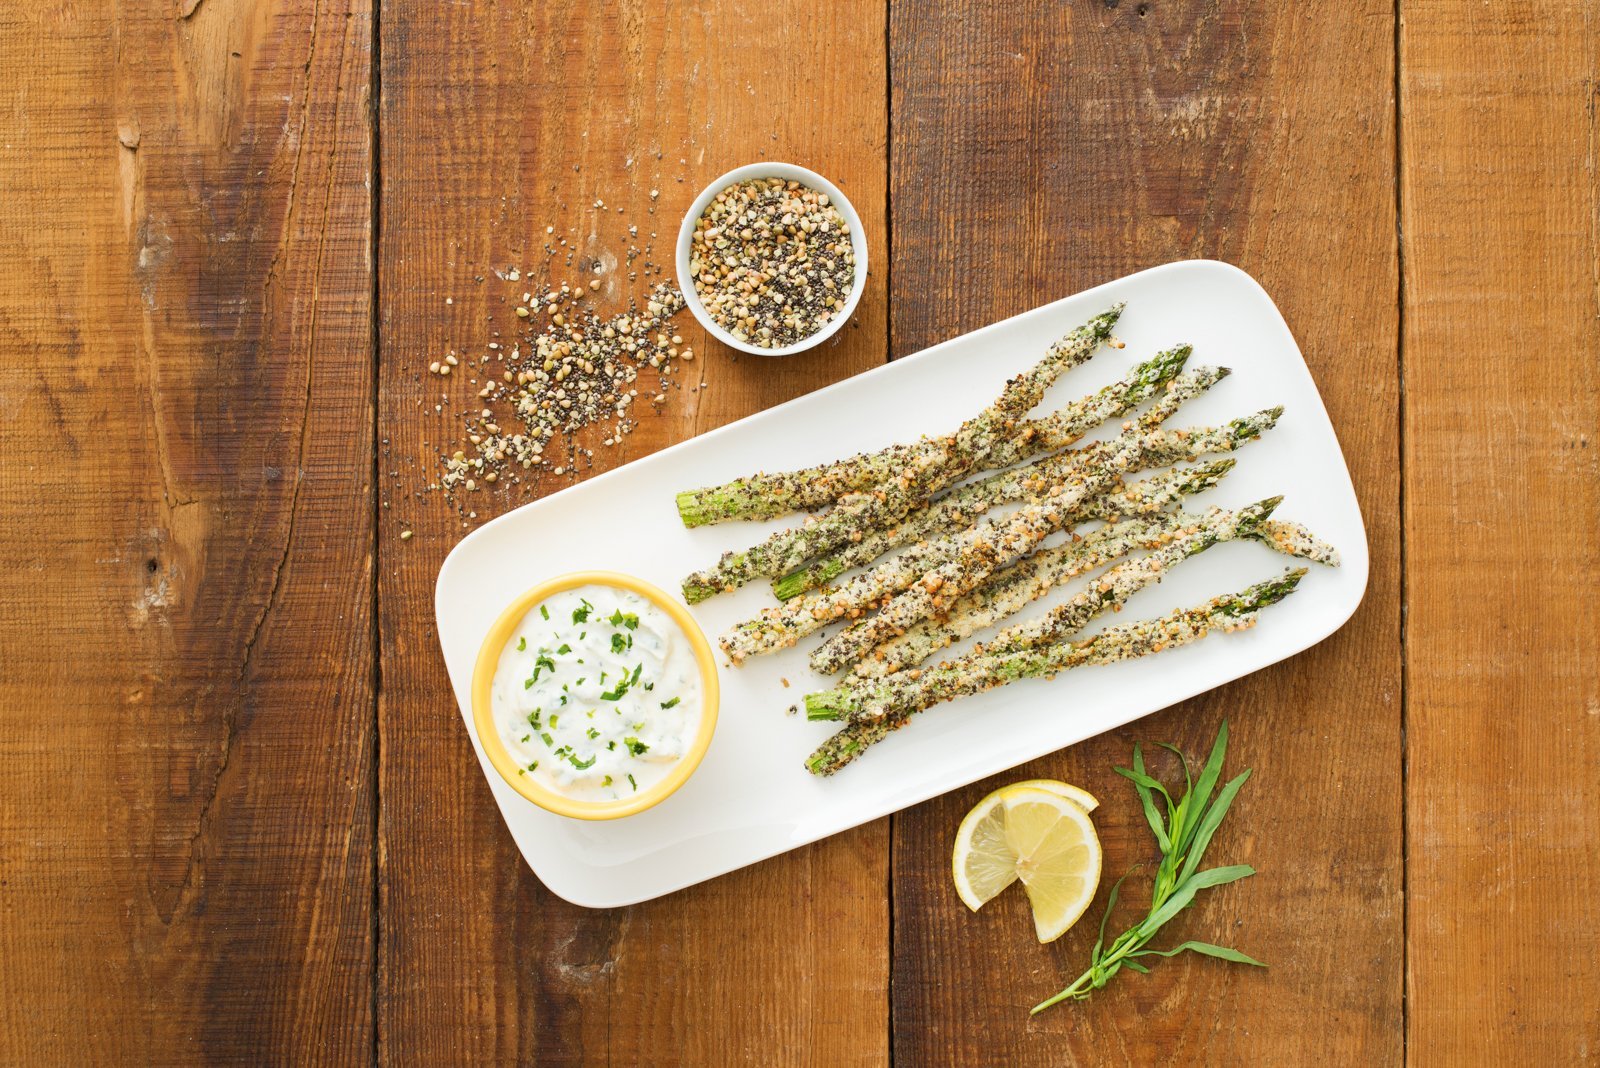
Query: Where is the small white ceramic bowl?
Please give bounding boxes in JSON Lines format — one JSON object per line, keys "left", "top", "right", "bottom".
{"left": 675, "top": 162, "right": 869, "bottom": 357}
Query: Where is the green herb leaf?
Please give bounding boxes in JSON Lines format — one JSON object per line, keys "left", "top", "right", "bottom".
{"left": 1154, "top": 741, "right": 1192, "bottom": 792}
{"left": 517, "top": 636, "right": 527, "bottom": 651}
{"left": 1132, "top": 941, "right": 1267, "bottom": 967}
{"left": 1189, "top": 721, "right": 1230, "bottom": 824}
{"left": 568, "top": 753, "right": 597, "bottom": 770}
{"left": 1176, "top": 769, "right": 1252, "bottom": 890}
{"left": 624, "top": 737, "right": 649, "bottom": 756}
{"left": 1032, "top": 721, "right": 1260, "bottom": 1016}
{"left": 1138, "top": 865, "right": 1255, "bottom": 942}
{"left": 1117, "top": 754, "right": 1171, "bottom": 854}
{"left": 660, "top": 696, "right": 681, "bottom": 709}
{"left": 539, "top": 605, "right": 550, "bottom": 620}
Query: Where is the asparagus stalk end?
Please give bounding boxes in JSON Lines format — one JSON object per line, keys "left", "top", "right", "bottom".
{"left": 804, "top": 689, "right": 850, "bottom": 722}
{"left": 682, "top": 579, "right": 721, "bottom": 604}
{"left": 676, "top": 488, "right": 736, "bottom": 528}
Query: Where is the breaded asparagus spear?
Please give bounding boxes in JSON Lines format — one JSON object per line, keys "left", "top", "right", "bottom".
{"left": 805, "top": 399, "right": 1280, "bottom": 675}
{"left": 855, "top": 469, "right": 1246, "bottom": 676}
{"left": 736, "top": 465, "right": 1214, "bottom": 662}
{"left": 675, "top": 306, "right": 1123, "bottom": 529}
{"left": 772, "top": 370, "right": 1236, "bottom": 600}
{"left": 977, "top": 497, "right": 1283, "bottom": 658}
{"left": 860, "top": 491, "right": 1337, "bottom": 677}
{"left": 802, "top": 569, "right": 1309, "bottom": 775}
{"left": 680, "top": 309, "right": 1124, "bottom": 601}
{"left": 719, "top": 400, "right": 1278, "bottom": 663}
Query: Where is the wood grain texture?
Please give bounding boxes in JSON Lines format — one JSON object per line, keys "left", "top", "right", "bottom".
{"left": 0, "top": 0, "right": 375, "bottom": 1062}
{"left": 1401, "top": 1, "right": 1600, "bottom": 1060}
{"left": 6, "top": 0, "right": 1595, "bottom": 1059}
{"left": 886, "top": 1, "right": 1403, "bottom": 1062}
{"left": 376, "top": 1, "right": 889, "bottom": 1061}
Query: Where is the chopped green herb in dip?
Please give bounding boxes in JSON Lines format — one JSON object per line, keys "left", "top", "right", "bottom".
{"left": 492, "top": 584, "right": 703, "bottom": 803}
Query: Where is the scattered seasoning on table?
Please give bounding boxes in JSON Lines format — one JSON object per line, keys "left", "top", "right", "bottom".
{"left": 437, "top": 281, "right": 689, "bottom": 494}
{"left": 689, "top": 176, "right": 856, "bottom": 349}
{"left": 389, "top": 168, "right": 701, "bottom": 532}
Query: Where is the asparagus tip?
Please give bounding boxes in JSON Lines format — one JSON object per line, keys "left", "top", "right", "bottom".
{"left": 1136, "top": 346, "right": 1192, "bottom": 384}
{"left": 1177, "top": 458, "right": 1238, "bottom": 495}
{"left": 1232, "top": 496, "right": 1286, "bottom": 538}
{"left": 1088, "top": 303, "right": 1126, "bottom": 335}
{"left": 1226, "top": 567, "right": 1309, "bottom": 615}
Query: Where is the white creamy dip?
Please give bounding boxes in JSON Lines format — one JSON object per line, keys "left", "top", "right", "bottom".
{"left": 491, "top": 584, "right": 704, "bottom": 803}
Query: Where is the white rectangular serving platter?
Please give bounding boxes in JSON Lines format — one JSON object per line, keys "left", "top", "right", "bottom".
{"left": 435, "top": 259, "right": 1368, "bottom": 908}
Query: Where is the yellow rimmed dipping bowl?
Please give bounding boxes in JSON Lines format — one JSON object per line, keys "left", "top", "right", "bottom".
{"left": 471, "top": 570, "right": 720, "bottom": 821}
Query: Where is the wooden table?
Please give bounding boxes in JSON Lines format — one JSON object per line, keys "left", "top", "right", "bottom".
{"left": 2, "top": 0, "right": 1595, "bottom": 1062}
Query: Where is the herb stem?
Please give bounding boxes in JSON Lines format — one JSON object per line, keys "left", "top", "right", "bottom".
{"left": 1031, "top": 721, "right": 1265, "bottom": 1014}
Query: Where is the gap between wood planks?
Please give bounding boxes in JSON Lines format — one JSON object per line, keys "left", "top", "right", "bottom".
{"left": 1392, "top": 0, "right": 1410, "bottom": 1059}
{"left": 369, "top": 0, "right": 384, "bottom": 1058}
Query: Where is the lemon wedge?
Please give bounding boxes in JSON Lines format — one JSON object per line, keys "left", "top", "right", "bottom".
{"left": 952, "top": 788, "right": 1018, "bottom": 911}
{"left": 1001, "top": 786, "right": 1102, "bottom": 942}
{"left": 951, "top": 779, "right": 1101, "bottom": 928}
{"left": 1007, "top": 778, "right": 1099, "bottom": 814}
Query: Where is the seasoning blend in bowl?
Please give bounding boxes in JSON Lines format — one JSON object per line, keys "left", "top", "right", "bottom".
{"left": 472, "top": 572, "right": 719, "bottom": 820}
{"left": 676, "top": 162, "right": 869, "bottom": 356}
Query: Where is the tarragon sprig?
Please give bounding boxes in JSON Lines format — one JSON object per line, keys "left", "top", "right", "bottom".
{"left": 1031, "top": 720, "right": 1264, "bottom": 1014}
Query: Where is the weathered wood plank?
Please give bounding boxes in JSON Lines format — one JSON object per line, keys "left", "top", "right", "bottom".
{"left": 887, "top": 1, "right": 1402, "bottom": 1062}
{"left": 376, "top": 1, "right": 889, "bottom": 1061}
{"left": 1400, "top": 1, "right": 1600, "bottom": 1060}
{"left": 0, "top": 0, "right": 375, "bottom": 1062}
